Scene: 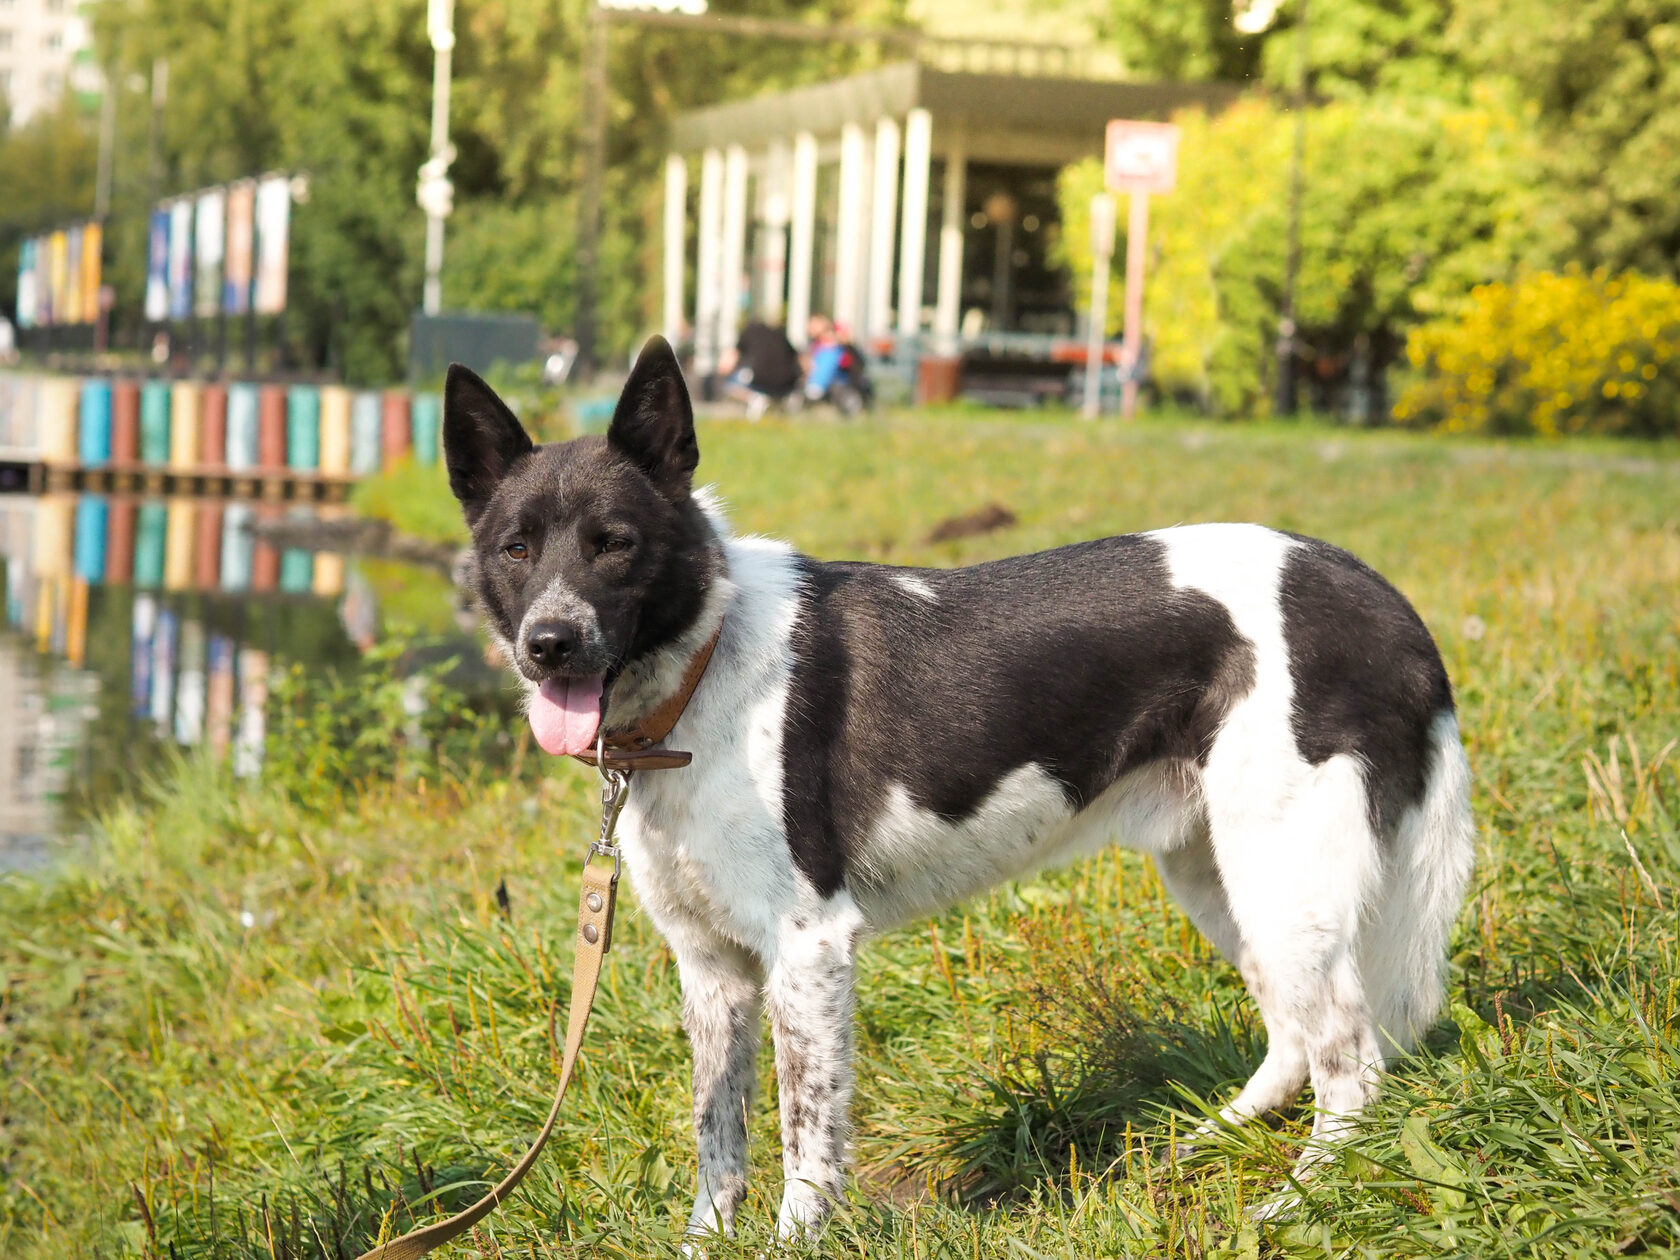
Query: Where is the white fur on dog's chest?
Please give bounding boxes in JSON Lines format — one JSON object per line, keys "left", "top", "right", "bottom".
{"left": 617, "top": 790, "right": 793, "bottom": 957}
{"left": 612, "top": 529, "right": 812, "bottom": 958}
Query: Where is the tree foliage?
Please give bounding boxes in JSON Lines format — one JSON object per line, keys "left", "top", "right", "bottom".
{"left": 7, "top": 0, "right": 1680, "bottom": 410}
{"left": 1058, "top": 92, "right": 1539, "bottom": 415}
{"left": 1460, "top": 0, "right": 1680, "bottom": 281}
{"left": 1107, "top": 0, "right": 1476, "bottom": 96}
{"left": 0, "top": 108, "right": 100, "bottom": 319}
{"left": 3, "top": 0, "right": 898, "bottom": 381}
{"left": 1076, "top": 0, "right": 1680, "bottom": 421}
{"left": 1105, "top": 0, "right": 1272, "bottom": 81}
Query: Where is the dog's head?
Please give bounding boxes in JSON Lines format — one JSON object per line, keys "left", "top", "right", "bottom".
{"left": 444, "top": 336, "right": 719, "bottom": 754}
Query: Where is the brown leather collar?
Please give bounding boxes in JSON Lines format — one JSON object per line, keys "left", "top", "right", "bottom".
{"left": 569, "top": 624, "right": 722, "bottom": 772}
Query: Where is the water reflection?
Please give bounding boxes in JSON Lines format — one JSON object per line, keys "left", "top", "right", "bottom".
{"left": 0, "top": 492, "right": 466, "bottom": 869}
{"left": 0, "top": 637, "right": 98, "bottom": 871}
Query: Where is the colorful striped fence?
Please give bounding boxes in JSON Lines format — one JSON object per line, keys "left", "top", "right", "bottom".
{"left": 1, "top": 370, "right": 450, "bottom": 487}
{"left": 78, "top": 380, "right": 113, "bottom": 466}
{"left": 140, "top": 382, "right": 171, "bottom": 465}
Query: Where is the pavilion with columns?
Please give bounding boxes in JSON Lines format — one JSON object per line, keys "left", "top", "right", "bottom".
{"left": 662, "top": 62, "right": 1232, "bottom": 387}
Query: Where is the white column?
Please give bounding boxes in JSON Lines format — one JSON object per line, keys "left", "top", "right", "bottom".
{"left": 934, "top": 142, "right": 967, "bottom": 349}
{"left": 867, "top": 117, "right": 900, "bottom": 341}
{"left": 693, "top": 147, "right": 725, "bottom": 375}
{"left": 758, "top": 140, "right": 790, "bottom": 320}
{"left": 833, "top": 122, "right": 869, "bottom": 335}
{"left": 718, "top": 143, "right": 749, "bottom": 357}
{"left": 897, "top": 108, "right": 932, "bottom": 339}
{"left": 662, "top": 152, "right": 687, "bottom": 346}
{"left": 786, "top": 130, "right": 819, "bottom": 348}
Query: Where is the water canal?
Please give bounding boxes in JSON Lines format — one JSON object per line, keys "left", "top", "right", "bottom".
{"left": 0, "top": 490, "right": 499, "bottom": 872}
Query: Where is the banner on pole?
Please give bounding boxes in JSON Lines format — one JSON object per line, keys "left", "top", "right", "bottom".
{"left": 17, "top": 238, "right": 38, "bottom": 330}
{"left": 65, "top": 227, "right": 84, "bottom": 325}
{"left": 253, "top": 175, "right": 291, "bottom": 315}
{"left": 47, "top": 231, "right": 68, "bottom": 327}
{"left": 195, "top": 189, "right": 226, "bottom": 320}
{"left": 146, "top": 209, "right": 171, "bottom": 322}
{"left": 35, "top": 235, "right": 53, "bottom": 327}
{"left": 168, "top": 199, "right": 194, "bottom": 320}
{"left": 1104, "top": 120, "right": 1181, "bottom": 195}
{"left": 81, "top": 221, "right": 103, "bottom": 323}
{"left": 224, "top": 180, "right": 255, "bottom": 315}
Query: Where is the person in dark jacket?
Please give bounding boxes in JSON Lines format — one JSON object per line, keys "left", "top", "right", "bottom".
{"left": 720, "top": 318, "right": 803, "bottom": 418}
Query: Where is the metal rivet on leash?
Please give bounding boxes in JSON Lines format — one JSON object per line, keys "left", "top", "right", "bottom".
{"left": 582, "top": 924, "right": 599, "bottom": 944}
{"left": 587, "top": 891, "right": 603, "bottom": 912}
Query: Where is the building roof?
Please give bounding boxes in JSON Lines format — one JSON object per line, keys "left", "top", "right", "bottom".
{"left": 670, "top": 62, "right": 1239, "bottom": 165}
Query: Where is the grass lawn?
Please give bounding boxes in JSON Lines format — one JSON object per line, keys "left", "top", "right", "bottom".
{"left": 3, "top": 410, "right": 1678, "bottom": 1258}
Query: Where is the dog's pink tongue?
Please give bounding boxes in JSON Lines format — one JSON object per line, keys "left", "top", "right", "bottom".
{"left": 529, "top": 674, "right": 605, "bottom": 756}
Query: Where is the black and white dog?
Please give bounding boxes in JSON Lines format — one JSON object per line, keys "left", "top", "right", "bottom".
{"left": 444, "top": 337, "right": 1475, "bottom": 1236}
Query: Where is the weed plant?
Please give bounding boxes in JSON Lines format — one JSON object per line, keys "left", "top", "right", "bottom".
{"left": 3, "top": 414, "right": 1677, "bottom": 1257}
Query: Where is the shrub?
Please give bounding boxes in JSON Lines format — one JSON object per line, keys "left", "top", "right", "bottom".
{"left": 1395, "top": 269, "right": 1680, "bottom": 436}
{"left": 265, "top": 640, "right": 508, "bottom": 810}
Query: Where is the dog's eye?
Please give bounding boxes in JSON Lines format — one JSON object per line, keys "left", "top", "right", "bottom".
{"left": 503, "top": 541, "right": 528, "bottom": 561}
{"left": 597, "top": 534, "right": 634, "bottom": 556}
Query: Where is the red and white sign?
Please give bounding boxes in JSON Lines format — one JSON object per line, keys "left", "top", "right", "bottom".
{"left": 1105, "top": 120, "right": 1181, "bottom": 195}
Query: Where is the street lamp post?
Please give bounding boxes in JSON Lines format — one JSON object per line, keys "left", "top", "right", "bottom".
{"left": 1233, "top": 0, "right": 1307, "bottom": 416}
{"left": 418, "top": 0, "right": 456, "bottom": 317}
{"left": 575, "top": 1, "right": 609, "bottom": 377}
{"left": 1274, "top": 0, "right": 1307, "bottom": 417}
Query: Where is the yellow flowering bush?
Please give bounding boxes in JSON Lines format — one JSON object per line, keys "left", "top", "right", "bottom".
{"left": 1395, "top": 270, "right": 1680, "bottom": 437}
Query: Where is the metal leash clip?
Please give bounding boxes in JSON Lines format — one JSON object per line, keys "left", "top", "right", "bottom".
{"left": 587, "top": 730, "right": 629, "bottom": 879}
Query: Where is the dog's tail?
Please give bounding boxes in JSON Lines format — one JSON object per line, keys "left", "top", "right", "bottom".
{"left": 1359, "top": 710, "right": 1476, "bottom": 1060}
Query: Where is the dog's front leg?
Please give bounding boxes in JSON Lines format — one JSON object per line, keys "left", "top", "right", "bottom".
{"left": 676, "top": 934, "right": 764, "bottom": 1239}
{"left": 767, "top": 906, "right": 862, "bottom": 1237}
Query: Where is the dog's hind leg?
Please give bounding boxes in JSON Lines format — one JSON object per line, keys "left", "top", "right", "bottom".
{"left": 766, "top": 898, "right": 866, "bottom": 1238}
{"left": 1208, "top": 755, "right": 1385, "bottom": 1189}
{"left": 1155, "top": 828, "right": 1310, "bottom": 1147}
{"left": 675, "top": 930, "right": 765, "bottom": 1240}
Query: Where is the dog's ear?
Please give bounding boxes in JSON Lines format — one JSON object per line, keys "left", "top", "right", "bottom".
{"left": 608, "top": 336, "right": 698, "bottom": 496}
{"left": 444, "top": 364, "right": 534, "bottom": 525}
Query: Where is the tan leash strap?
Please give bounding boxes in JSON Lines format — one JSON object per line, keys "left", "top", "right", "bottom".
{"left": 355, "top": 626, "right": 724, "bottom": 1256}
{"left": 355, "top": 856, "right": 619, "bottom": 1260}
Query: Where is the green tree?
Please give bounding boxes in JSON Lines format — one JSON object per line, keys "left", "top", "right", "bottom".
{"left": 0, "top": 107, "right": 100, "bottom": 318}
{"left": 1459, "top": 0, "right": 1680, "bottom": 280}
{"left": 1058, "top": 92, "right": 1539, "bottom": 414}
{"left": 1105, "top": 0, "right": 1474, "bottom": 95}
{"left": 1105, "top": 0, "right": 1272, "bottom": 81}
{"left": 81, "top": 0, "right": 902, "bottom": 381}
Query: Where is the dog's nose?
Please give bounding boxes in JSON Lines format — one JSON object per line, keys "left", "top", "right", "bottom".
{"left": 525, "top": 620, "right": 580, "bottom": 667}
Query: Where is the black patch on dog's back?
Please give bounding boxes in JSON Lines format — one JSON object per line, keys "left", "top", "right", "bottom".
{"left": 1278, "top": 535, "right": 1454, "bottom": 836}
{"left": 779, "top": 535, "right": 1257, "bottom": 897}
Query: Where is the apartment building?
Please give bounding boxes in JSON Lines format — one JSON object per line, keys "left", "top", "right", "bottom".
{"left": 0, "top": 0, "right": 99, "bottom": 127}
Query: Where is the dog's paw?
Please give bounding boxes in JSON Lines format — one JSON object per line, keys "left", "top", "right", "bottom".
{"left": 775, "top": 1179, "right": 839, "bottom": 1240}
{"left": 1248, "top": 1188, "right": 1302, "bottom": 1223}
{"left": 683, "top": 1209, "right": 736, "bottom": 1256}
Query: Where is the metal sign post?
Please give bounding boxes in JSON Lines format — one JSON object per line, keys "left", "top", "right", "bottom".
{"left": 1081, "top": 192, "right": 1116, "bottom": 420}
{"left": 1119, "top": 190, "right": 1149, "bottom": 421}
{"left": 1103, "top": 120, "right": 1180, "bottom": 421}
